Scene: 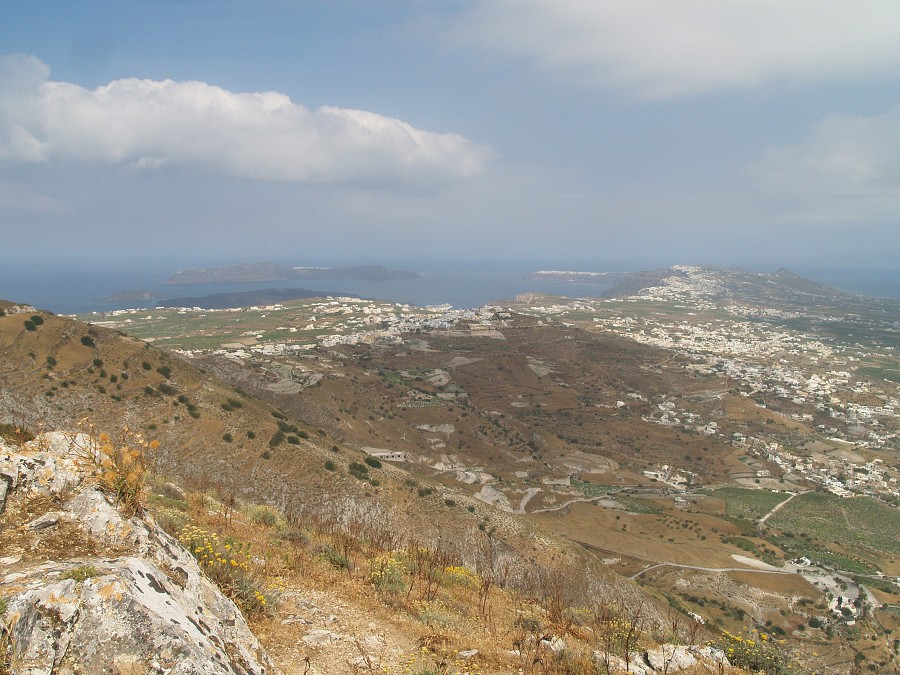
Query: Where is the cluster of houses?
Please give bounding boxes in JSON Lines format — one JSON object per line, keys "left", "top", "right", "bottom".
{"left": 737, "top": 436, "right": 898, "bottom": 501}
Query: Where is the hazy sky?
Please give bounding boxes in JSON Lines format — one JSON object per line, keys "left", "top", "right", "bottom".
{"left": 2, "top": 1, "right": 899, "bottom": 269}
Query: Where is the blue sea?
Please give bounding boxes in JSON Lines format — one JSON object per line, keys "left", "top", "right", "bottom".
{"left": 0, "top": 259, "right": 897, "bottom": 315}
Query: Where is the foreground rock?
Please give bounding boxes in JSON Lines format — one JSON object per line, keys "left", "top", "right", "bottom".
{"left": 0, "top": 432, "right": 277, "bottom": 674}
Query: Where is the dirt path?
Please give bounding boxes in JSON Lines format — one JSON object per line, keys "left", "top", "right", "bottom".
{"left": 758, "top": 490, "right": 807, "bottom": 525}
{"left": 516, "top": 487, "right": 541, "bottom": 514}
{"left": 530, "top": 497, "right": 597, "bottom": 514}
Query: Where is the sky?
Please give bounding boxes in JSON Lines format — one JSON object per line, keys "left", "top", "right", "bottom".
{"left": 1, "top": 0, "right": 899, "bottom": 271}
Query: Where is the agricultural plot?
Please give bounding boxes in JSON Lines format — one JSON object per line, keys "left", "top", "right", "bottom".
{"left": 768, "top": 492, "right": 900, "bottom": 556}
{"left": 708, "top": 487, "right": 788, "bottom": 521}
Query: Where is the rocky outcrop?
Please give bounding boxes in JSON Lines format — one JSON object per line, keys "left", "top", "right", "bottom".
{"left": 0, "top": 432, "right": 277, "bottom": 674}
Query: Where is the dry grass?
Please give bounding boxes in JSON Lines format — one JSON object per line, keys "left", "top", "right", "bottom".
{"left": 143, "top": 477, "right": 788, "bottom": 674}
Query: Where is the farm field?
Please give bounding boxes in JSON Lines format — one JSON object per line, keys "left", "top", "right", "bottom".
{"left": 707, "top": 487, "right": 791, "bottom": 521}
{"left": 767, "top": 492, "right": 900, "bottom": 560}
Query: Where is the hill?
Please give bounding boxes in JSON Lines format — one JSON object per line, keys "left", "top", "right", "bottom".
{"left": 5, "top": 272, "right": 900, "bottom": 672}
{"left": 0, "top": 306, "right": 704, "bottom": 671}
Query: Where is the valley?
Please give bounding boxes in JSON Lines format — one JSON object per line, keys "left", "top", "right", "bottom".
{"left": 61, "top": 264, "right": 900, "bottom": 671}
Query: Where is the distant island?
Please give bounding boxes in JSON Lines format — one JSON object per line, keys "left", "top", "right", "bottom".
{"left": 166, "top": 262, "right": 418, "bottom": 285}
{"left": 156, "top": 287, "right": 351, "bottom": 309}
{"left": 97, "top": 290, "right": 166, "bottom": 303}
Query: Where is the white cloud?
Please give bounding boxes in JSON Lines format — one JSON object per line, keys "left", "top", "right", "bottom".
{"left": 753, "top": 104, "right": 900, "bottom": 217}
{"left": 0, "top": 54, "right": 488, "bottom": 185}
{"left": 451, "top": 1, "right": 900, "bottom": 98}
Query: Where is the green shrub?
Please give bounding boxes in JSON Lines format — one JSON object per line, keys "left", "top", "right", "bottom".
{"left": 142, "top": 361, "right": 152, "bottom": 370}
{"left": 30, "top": 314, "right": 44, "bottom": 326}
{"left": 80, "top": 335, "right": 95, "bottom": 346}
{"left": 23, "top": 319, "right": 36, "bottom": 331}
{"left": 222, "top": 433, "right": 233, "bottom": 443}
{"left": 248, "top": 505, "right": 279, "bottom": 527}
{"left": 62, "top": 565, "right": 100, "bottom": 582}
{"left": 0, "top": 424, "right": 34, "bottom": 443}
{"left": 156, "top": 365, "right": 172, "bottom": 379}
{"left": 325, "top": 460, "right": 336, "bottom": 471}
{"left": 315, "top": 543, "right": 352, "bottom": 571}
{"left": 246, "top": 431, "right": 256, "bottom": 440}
{"left": 363, "top": 456, "right": 382, "bottom": 469}
{"left": 268, "top": 431, "right": 285, "bottom": 448}
{"left": 348, "top": 462, "right": 369, "bottom": 480}
{"left": 46, "top": 356, "right": 57, "bottom": 367}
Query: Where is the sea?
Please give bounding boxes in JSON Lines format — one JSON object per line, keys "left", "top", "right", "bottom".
{"left": 0, "top": 259, "right": 897, "bottom": 315}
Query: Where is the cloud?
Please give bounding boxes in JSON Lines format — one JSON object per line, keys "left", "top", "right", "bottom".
{"left": 0, "top": 54, "right": 488, "bottom": 185}
{"left": 450, "top": 1, "right": 900, "bottom": 98}
{"left": 753, "top": 104, "right": 900, "bottom": 218}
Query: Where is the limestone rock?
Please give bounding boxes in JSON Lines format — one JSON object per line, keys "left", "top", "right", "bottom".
{"left": 0, "top": 435, "right": 278, "bottom": 674}
{"left": 594, "top": 653, "right": 652, "bottom": 674}
{"left": 644, "top": 644, "right": 697, "bottom": 672}
{"left": 689, "top": 645, "right": 730, "bottom": 666}
{"left": 24, "top": 511, "right": 64, "bottom": 531}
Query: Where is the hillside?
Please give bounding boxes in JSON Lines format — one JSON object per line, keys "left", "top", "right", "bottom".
{"left": 62, "top": 264, "right": 900, "bottom": 672}
{"left": 0, "top": 305, "right": 702, "bottom": 670}
{"left": 3, "top": 280, "right": 899, "bottom": 672}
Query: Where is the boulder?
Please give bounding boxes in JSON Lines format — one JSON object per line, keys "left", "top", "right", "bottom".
{"left": 594, "top": 653, "right": 652, "bottom": 674}
{"left": 643, "top": 644, "right": 697, "bottom": 672}
{"left": 0, "top": 434, "right": 278, "bottom": 674}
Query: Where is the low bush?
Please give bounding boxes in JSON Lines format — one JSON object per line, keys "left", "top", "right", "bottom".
{"left": 178, "top": 525, "right": 276, "bottom": 616}
{"left": 315, "top": 543, "right": 352, "bottom": 571}
{"left": 69, "top": 420, "right": 158, "bottom": 517}
{"left": 712, "top": 628, "right": 793, "bottom": 674}
{"left": 62, "top": 565, "right": 100, "bottom": 582}
{"left": 248, "top": 505, "right": 279, "bottom": 527}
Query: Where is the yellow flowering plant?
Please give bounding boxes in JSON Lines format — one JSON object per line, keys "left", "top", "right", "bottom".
{"left": 178, "top": 525, "right": 277, "bottom": 615}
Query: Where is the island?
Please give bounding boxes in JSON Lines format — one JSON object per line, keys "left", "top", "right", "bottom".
{"left": 166, "top": 262, "right": 418, "bottom": 285}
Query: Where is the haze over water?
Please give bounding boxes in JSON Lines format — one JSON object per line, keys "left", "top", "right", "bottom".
{"left": 2, "top": 260, "right": 897, "bottom": 316}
